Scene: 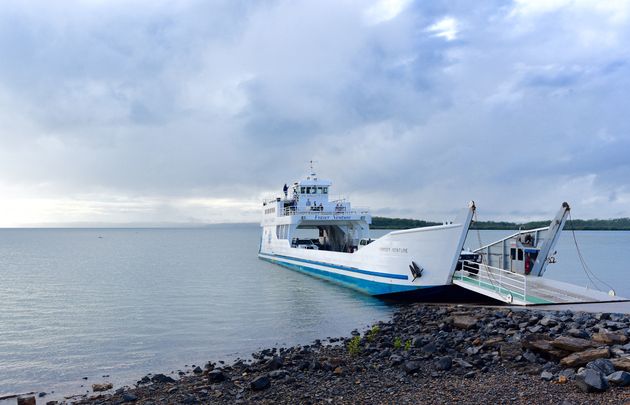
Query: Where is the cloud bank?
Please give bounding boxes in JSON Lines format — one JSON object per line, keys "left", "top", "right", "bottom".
{"left": 0, "top": 0, "right": 629, "bottom": 225}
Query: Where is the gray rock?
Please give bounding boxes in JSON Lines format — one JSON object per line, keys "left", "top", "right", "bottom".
{"left": 568, "top": 328, "right": 590, "bottom": 339}
{"left": 453, "top": 315, "right": 477, "bottom": 330}
{"left": 412, "top": 336, "right": 423, "bottom": 348}
{"left": 250, "top": 375, "right": 271, "bottom": 391}
{"left": 403, "top": 361, "right": 422, "bottom": 374}
{"left": 207, "top": 369, "right": 226, "bottom": 383}
{"left": 453, "top": 358, "right": 473, "bottom": 368}
{"left": 192, "top": 366, "right": 203, "bottom": 374}
{"left": 92, "top": 382, "right": 113, "bottom": 392}
{"left": 606, "top": 370, "right": 630, "bottom": 386}
{"left": 151, "top": 374, "right": 176, "bottom": 384}
{"left": 138, "top": 376, "right": 151, "bottom": 384}
{"left": 466, "top": 346, "right": 481, "bottom": 355}
{"left": 123, "top": 393, "right": 138, "bottom": 402}
{"left": 559, "top": 368, "right": 576, "bottom": 380}
{"left": 605, "top": 321, "right": 626, "bottom": 330}
{"left": 499, "top": 342, "right": 522, "bottom": 360}
{"left": 268, "top": 369, "right": 289, "bottom": 379}
{"left": 586, "top": 358, "right": 615, "bottom": 376}
{"left": 435, "top": 356, "right": 452, "bottom": 371}
{"left": 540, "top": 317, "right": 557, "bottom": 327}
{"left": 17, "top": 397, "right": 35, "bottom": 405}
{"left": 523, "top": 351, "right": 538, "bottom": 363}
{"left": 422, "top": 342, "right": 437, "bottom": 354}
{"left": 389, "top": 354, "right": 403, "bottom": 366}
{"left": 575, "top": 368, "right": 609, "bottom": 393}
{"left": 266, "top": 356, "right": 284, "bottom": 370}
{"left": 540, "top": 371, "right": 554, "bottom": 381}
{"left": 551, "top": 336, "right": 593, "bottom": 352}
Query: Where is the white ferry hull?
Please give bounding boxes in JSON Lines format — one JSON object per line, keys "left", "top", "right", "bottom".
{"left": 259, "top": 206, "right": 474, "bottom": 296}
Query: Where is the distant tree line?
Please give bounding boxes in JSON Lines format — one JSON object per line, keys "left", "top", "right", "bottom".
{"left": 371, "top": 216, "right": 630, "bottom": 231}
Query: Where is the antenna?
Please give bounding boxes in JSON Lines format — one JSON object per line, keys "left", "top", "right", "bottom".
{"left": 308, "top": 160, "right": 318, "bottom": 178}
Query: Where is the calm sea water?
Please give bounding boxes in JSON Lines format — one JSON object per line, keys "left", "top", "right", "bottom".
{"left": 0, "top": 227, "right": 628, "bottom": 400}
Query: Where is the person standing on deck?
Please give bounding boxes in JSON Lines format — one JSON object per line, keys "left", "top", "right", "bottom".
{"left": 283, "top": 183, "right": 288, "bottom": 198}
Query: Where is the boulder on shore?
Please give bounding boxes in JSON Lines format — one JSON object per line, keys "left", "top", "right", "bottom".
{"left": 560, "top": 347, "right": 610, "bottom": 368}
{"left": 150, "top": 374, "right": 176, "bottom": 384}
{"left": 250, "top": 375, "right": 271, "bottom": 391}
{"left": 17, "top": 397, "right": 35, "bottom": 405}
{"left": 92, "top": 383, "right": 113, "bottom": 392}
{"left": 551, "top": 336, "right": 594, "bottom": 352}
{"left": 611, "top": 357, "right": 630, "bottom": 372}
{"left": 592, "top": 332, "right": 628, "bottom": 345}
{"left": 435, "top": 356, "right": 452, "bottom": 371}
{"left": 575, "top": 368, "right": 608, "bottom": 393}
{"left": 500, "top": 343, "right": 522, "bottom": 360}
{"left": 452, "top": 315, "right": 477, "bottom": 330}
{"left": 403, "top": 361, "right": 422, "bottom": 374}
{"left": 585, "top": 358, "right": 615, "bottom": 376}
{"left": 207, "top": 369, "right": 226, "bottom": 383}
{"left": 522, "top": 334, "right": 569, "bottom": 359}
{"left": 607, "top": 371, "right": 630, "bottom": 387}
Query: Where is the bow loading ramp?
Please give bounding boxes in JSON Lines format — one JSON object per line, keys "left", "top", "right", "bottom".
{"left": 451, "top": 202, "right": 628, "bottom": 306}
{"left": 452, "top": 261, "right": 627, "bottom": 306}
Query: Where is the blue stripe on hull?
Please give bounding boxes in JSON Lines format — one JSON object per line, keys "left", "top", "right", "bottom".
{"left": 259, "top": 254, "right": 435, "bottom": 296}
{"left": 269, "top": 253, "right": 409, "bottom": 280}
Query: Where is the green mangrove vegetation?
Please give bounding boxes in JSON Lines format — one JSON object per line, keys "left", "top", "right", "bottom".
{"left": 371, "top": 216, "right": 630, "bottom": 231}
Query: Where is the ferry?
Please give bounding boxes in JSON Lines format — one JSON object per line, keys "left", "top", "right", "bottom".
{"left": 259, "top": 167, "right": 476, "bottom": 297}
{"left": 259, "top": 168, "right": 627, "bottom": 305}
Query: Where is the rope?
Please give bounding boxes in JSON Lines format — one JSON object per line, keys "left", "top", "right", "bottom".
{"left": 567, "top": 212, "right": 615, "bottom": 293}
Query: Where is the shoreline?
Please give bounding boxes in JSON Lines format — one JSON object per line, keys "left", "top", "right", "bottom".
{"left": 19, "top": 303, "right": 630, "bottom": 405}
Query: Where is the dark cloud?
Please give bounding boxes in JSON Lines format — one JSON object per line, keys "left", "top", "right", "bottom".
{"left": 0, "top": 0, "right": 629, "bottom": 225}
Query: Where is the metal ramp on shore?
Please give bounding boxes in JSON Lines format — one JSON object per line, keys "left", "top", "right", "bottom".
{"left": 452, "top": 261, "right": 627, "bottom": 306}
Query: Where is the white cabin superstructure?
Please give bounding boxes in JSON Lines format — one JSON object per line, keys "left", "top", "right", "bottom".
{"left": 262, "top": 170, "right": 371, "bottom": 254}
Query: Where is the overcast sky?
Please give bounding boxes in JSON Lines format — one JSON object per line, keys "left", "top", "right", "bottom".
{"left": 0, "top": 0, "right": 629, "bottom": 226}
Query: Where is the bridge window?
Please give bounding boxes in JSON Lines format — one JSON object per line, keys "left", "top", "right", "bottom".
{"left": 323, "top": 187, "right": 328, "bottom": 194}
{"left": 300, "top": 187, "right": 305, "bottom": 194}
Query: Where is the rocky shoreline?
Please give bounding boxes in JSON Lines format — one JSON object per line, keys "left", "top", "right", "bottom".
{"left": 21, "top": 304, "right": 630, "bottom": 405}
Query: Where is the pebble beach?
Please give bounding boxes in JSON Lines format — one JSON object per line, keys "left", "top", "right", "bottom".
{"left": 16, "top": 303, "right": 630, "bottom": 405}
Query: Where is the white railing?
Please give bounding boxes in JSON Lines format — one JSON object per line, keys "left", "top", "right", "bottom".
{"left": 282, "top": 207, "right": 370, "bottom": 217}
{"left": 454, "top": 260, "right": 528, "bottom": 304}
